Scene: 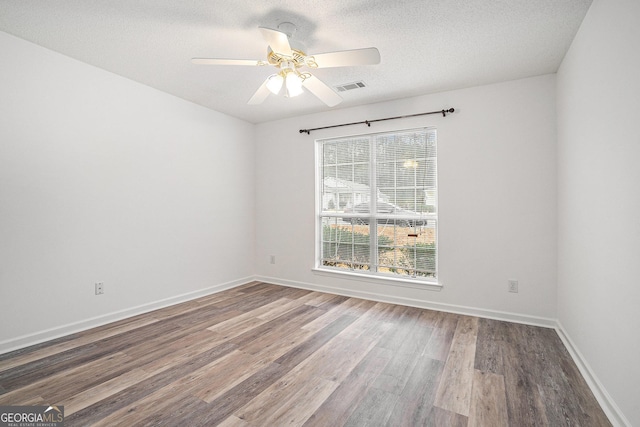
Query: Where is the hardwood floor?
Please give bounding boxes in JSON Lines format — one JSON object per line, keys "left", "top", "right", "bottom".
{"left": 0, "top": 282, "right": 611, "bottom": 426}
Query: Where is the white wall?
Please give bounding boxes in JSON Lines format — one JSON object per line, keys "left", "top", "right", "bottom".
{"left": 557, "top": 0, "right": 640, "bottom": 425}
{"left": 0, "top": 31, "right": 255, "bottom": 348}
{"left": 255, "top": 74, "right": 557, "bottom": 321}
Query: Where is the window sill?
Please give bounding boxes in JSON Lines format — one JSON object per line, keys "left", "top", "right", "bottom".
{"left": 312, "top": 267, "right": 443, "bottom": 292}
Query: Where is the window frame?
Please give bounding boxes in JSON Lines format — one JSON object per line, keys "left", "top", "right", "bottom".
{"left": 314, "top": 127, "right": 439, "bottom": 286}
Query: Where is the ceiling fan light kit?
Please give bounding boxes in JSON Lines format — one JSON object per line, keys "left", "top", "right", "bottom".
{"left": 192, "top": 24, "right": 380, "bottom": 107}
{"left": 285, "top": 71, "right": 303, "bottom": 97}
{"left": 265, "top": 74, "right": 283, "bottom": 94}
{"left": 265, "top": 60, "right": 307, "bottom": 98}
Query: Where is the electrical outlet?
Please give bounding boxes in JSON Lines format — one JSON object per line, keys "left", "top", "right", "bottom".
{"left": 270, "top": 255, "right": 276, "bottom": 264}
{"left": 95, "top": 282, "right": 104, "bottom": 295}
{"left": 508, "top": 280, "right": 518, "bottom": 293}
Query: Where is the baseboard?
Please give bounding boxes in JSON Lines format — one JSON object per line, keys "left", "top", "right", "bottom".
{"left": 555, "top": 322, "right": 630, "bottom": 427}
{"left": 0, "top": 276, "right": 253, "bottom": 355}
{"left": 254, "top": 275, "right": 556, "bottom": 328}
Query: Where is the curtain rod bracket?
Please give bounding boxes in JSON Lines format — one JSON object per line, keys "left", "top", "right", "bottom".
{"left": 299, "top": 107, "right": 455, "bottom": 135}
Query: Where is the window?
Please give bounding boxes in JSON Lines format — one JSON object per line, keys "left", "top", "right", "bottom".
{"left": 316, "top": 127, "right": 437, "bottom": 282}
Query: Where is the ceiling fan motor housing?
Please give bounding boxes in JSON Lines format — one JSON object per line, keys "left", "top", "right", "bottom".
{"left": 267, "top": 46, "right": 313, "bottom": 69}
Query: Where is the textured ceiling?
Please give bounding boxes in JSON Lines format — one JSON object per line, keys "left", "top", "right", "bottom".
{"left": 0, "top": 0, "right": 592, "bottom": 124}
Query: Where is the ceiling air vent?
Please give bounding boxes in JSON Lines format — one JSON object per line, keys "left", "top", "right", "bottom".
{"left": 334, "top": 81, "right": 367, "bottom": 92}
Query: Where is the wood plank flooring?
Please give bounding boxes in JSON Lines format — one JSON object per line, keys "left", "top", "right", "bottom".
{"left": 0, "top": 282, "right": 611, "bottom": 426}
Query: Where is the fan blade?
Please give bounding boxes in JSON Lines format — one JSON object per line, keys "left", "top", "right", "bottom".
{"left": 302, "top": 75, "right": 343, "bottom": 107}
{"left": 310, "top": 47, "right": 381, "bottom": 68}
{"left": 191, "top": 58, "right": 266, "bottom": 66}
{"left": 259, "top": 27, "right": 293, "bottom": 57}
{"left": 248, "top": 78, "right": 272, "bottom": 105}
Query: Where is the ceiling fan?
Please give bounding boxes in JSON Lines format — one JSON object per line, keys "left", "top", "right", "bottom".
{"left": 191, "top": 23, "right": 380, "bottom": 107}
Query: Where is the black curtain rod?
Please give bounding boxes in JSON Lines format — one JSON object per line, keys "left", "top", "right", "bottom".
{"left": 299, "top": 108, "right": 455, "bottom": 135}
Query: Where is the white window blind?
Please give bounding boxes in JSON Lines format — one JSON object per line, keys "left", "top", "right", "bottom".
{"left": 317, "top": 127, "right": 437, "bottom": 281}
